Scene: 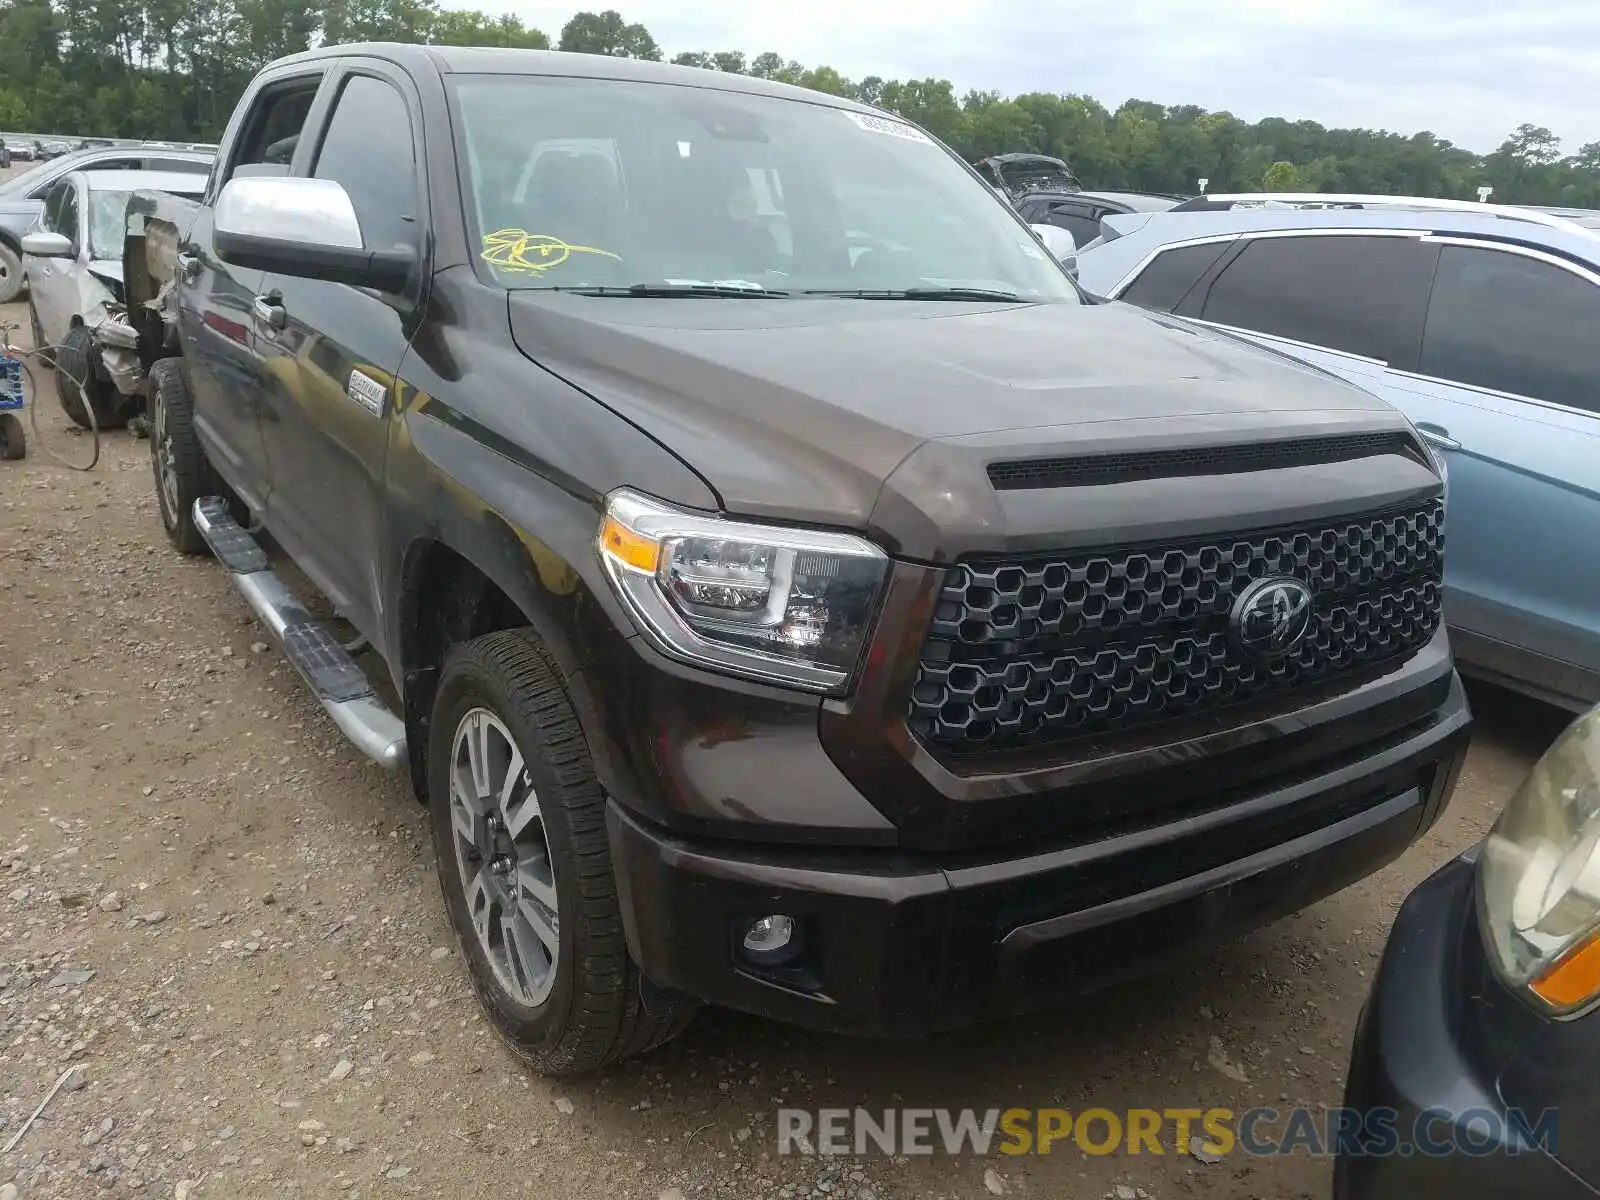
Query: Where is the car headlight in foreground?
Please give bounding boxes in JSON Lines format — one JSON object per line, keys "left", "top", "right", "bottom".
{"left": 597, "top": 489, "right": 888, "bottom": 695}
{"left": 1479, "top": 706, "right": 1600, "bottom": 1014}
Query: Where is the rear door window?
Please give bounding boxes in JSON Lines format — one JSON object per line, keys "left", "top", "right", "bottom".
{"left": 1200, "top": 234, "right": 1437, "bottom": 364}
{"left": 1119, "top": 241, "right": 1233, "bottom": 311}
{"left": 1419, "top": 245, "right": 1600, "bottom": 415}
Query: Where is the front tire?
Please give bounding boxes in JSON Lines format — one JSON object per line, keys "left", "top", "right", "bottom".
{"left": 55, "top": 323, "right": 126, "bottom": 431}
{"left": 0, "top": 242, "right": 22, "bottom": 305}
{"left": 148, "top": 358, "right": 217, "bottom": 554}
{"left": 428, "top": 629, "right": 695, "bottom": 1075}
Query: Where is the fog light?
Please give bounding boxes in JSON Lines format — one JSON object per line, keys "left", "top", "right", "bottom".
{"left": 741, "top": 914, "right": 798, "bottom": 962}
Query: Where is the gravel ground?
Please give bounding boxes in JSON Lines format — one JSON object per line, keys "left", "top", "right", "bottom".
{"left": 0, "top": 286, "right": 1574, "bottom": 1200}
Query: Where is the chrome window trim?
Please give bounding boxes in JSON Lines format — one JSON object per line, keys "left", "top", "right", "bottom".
{"left": 1175, "top": 315, "right": 1389, "bottom": 368}
{"left": 1386, "top": 369, "right": 1600, "bottom": 422}
{"left": 1419, "top": 235, "right": 1600, "bottom": 289}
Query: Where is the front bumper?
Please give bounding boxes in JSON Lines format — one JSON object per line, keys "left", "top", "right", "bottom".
{"left": 1336, "top": 852, "right": 1597, "bottom": 1199}
{"left": 609, "top": 676, "right": 1471, "bottom": 1036}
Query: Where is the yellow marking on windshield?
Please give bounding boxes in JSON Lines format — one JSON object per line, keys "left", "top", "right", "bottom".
{"left": 481, "top": 230, "right": 621, "bottom": 275}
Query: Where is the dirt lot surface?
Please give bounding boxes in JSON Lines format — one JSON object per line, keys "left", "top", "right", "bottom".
{"left": 0, "top": 288, "right": 1575, "bottom": 1200}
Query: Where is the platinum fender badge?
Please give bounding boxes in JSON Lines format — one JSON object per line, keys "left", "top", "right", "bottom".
{"left": 346, "top": 369, "right": 388, "bottom": 417}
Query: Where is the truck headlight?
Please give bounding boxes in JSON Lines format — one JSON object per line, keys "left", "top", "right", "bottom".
{"left": 596, "top": 489, "right": 888, "bottom": 694}
{"left": 1479, "top": 706, "right": 1600, "bottom": 1014}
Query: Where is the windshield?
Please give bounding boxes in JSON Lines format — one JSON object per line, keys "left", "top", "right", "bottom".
{"left": 449, "top": 76, "right": 1079, "bottom": 301}
{"left": 87, "top": 190, "right": 137, "bottom": 260}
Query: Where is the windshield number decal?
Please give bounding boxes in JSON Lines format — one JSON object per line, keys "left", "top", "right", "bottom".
{"left": 843, "top": 112, "right": 933, "bottom": 145}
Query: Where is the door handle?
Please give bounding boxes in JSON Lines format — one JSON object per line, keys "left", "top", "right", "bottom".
{"left": 1415, "top": 423, "right": 1461, "bottom": 453}
{"left": 177, "top": 248, "right": 201, "bottom": 282}
{"left": 251, "top": 294, "right": 287, "bottom": 333}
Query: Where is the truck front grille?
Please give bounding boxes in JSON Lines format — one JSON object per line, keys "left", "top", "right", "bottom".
{"left": 909, "top": 500, "right": 1444, "bottom": 754}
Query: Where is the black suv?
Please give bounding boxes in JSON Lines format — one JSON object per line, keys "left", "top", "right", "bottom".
{"left": 125, "top": 45, "right": 1470, "bottom": 1074}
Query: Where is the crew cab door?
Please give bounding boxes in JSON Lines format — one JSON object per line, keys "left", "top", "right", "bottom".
{"left": 1381, "top": 240, "right": 1600, "bottom": 706}
{"left": 177, "top": 67, "right": 329, "bottom": 514}
{"left": 254, "top": 62, "right": 425, "bottom": 650}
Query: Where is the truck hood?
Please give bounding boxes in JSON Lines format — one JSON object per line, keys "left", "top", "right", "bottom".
{"left": 509, "top": 295, "right": 1415, "bottom": 558}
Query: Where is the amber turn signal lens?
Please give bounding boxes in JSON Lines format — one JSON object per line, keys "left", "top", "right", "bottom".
{"left": 599, "top": 515, "right": 660, "bottom": 573}
{"left": 1530, "top": 931, "right": 1600, "bottom": 1011}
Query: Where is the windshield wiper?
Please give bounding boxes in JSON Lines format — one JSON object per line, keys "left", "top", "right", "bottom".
{"left": 802, "top": 287, "right": 1031, "bottom": 302}
{"left": 541, "top": 282, "right": 787, "bottom": 298}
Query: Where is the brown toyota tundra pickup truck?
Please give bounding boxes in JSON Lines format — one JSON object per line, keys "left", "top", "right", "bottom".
{"left": 114, "top": 43, "right": 1469, "bottom": 1074}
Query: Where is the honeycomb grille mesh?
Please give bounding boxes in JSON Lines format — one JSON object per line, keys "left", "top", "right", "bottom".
{"left": 909, "top": 501, "right": 1445, "bottom": 753}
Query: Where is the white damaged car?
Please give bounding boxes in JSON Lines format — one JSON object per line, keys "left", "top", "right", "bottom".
{"left": 22, "top": 169, "right": 208, "bottom": 429}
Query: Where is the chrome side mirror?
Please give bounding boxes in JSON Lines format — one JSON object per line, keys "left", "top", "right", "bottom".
{"left": 217, "top": 176, "right": 363, "bottom": 249}
{"left": 21, "top": 230, "right": 73, "bottom": 258}
{"left": 214, "top": 176, "right": 414, "bottom": 292}
{"left": 1030, "top": 223, "right": 1079, "bottom": 279}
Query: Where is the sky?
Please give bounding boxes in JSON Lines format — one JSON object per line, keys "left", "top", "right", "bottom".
{"left": 447, "top": 0, "right": 1599, "bottom": 155}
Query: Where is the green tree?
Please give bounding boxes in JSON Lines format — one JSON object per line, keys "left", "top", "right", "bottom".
{"left": 429, "top": 9, "right": 548, "bottom": 48}
{"left": 878, "top": 77, "right": 964, "bottom": 145}
{"left": 322, "top": 0, "right": 438, "bottom": 46}
{"left": 1504, "top": 123, "right": 1561, "bottom": 166}
{"left": 1262, "top": 160, "right": 1302, "bottom": 191}
{"left": 0, "top": 2, "right": 1589, "bottom": 210}
{"left": 558, "top": 9, "right": 659, "bottom": 60}
{"left": 747, "top": 51, "right": 783, "bottom": 79}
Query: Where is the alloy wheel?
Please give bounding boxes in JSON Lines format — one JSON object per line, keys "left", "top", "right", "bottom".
{"left": 448, "top": 707, "right": 561, "bottom": 1008}
{"left": 152, "top": 388, "right": 180, "bottom": 525}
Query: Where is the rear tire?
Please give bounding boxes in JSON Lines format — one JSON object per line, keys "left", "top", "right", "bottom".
{"left": 55, "top": 323, "right": 125, "bottom": 431}
{"left": 0, "top": 412, "right": 23, "bottom": 460}
{"left": 428, "top": 629, "right": 696, "bottom": 1076}
{"left": 0, "top": 242, "right": 22, "bottom": 305}
{"left": 148, "top": 358, "right": 216, "bottom": 555}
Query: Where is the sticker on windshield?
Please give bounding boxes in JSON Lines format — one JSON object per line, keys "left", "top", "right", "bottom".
{"left": 843, "top": 111, "right": 933, "bottom": 145}
{"left": 481, "top": 229, "right": 622, "bottom": 275}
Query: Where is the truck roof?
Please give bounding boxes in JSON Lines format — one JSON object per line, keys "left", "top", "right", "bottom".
{"left": 269, "top": 42, "right": 886, "bottom": 116}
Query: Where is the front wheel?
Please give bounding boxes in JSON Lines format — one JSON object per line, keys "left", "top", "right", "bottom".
{"left": 428, "top": 629, "right": 695, "bottom": 1075}
{"left": 55, "top": 324, "right": 126, "bottom": 431}
{"left": 0, "top": 243, "right": 22, "bottom": 305}
{"left": 148, "top": 358, "right": 217, "bottom": 554}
